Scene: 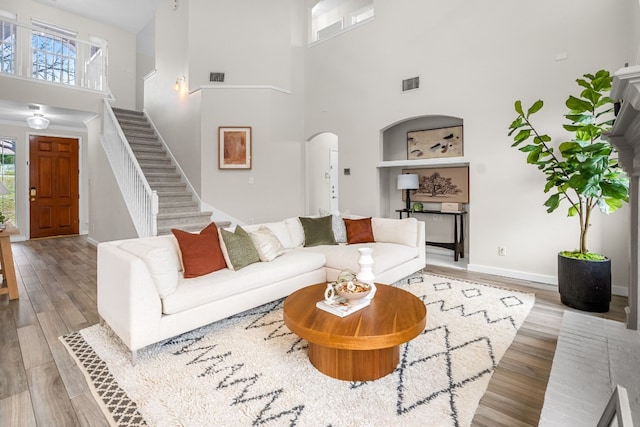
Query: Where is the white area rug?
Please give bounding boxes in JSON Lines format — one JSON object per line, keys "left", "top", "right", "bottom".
{"left": 61, "top": 273, "right": 534, "bottom": 427}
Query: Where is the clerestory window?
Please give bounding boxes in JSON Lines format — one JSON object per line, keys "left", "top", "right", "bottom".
{"left": 309, "top": 0, "right": 374, "bottom": 44}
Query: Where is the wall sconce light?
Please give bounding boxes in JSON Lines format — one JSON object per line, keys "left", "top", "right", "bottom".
{"left": 175, "top": 76, "right": 186, "bottom": 93}
{"left": 27, "top": 113, "right": 50, "bottom": 130}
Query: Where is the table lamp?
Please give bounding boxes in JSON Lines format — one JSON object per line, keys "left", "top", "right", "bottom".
{"left": 397, "top": 173, "right": 419, "bottom": 211}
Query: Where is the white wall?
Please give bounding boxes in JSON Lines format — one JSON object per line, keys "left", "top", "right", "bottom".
{"left": 304, "top": 0, "right": 633, "bottom": 289}
{"left": 145, "top": 0, "right": 202, "bottom": 193}
{"left": 86, "top": 116, "right": 136, "bottom": 243}
{"left": 200, "top": 87, "right": 305, "bottom": 223}
{"left": 145, "top": 0, "right": 307, "bottom": 224}
{"left": 187, "top": 0, "right": 295, "bottom": 90}
{"left": 632, "top": 0, "right": 640, "bottom": 65}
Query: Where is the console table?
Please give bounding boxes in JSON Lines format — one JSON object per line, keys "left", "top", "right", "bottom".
{"left": 396, "top": 209, "right": 466, "bottom": 261}
{"left": 0, "top": 223, "right": 19, "bottom": 300}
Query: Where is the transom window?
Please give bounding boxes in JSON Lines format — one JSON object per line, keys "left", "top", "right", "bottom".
{"left": 310, "top": 0, "right": 374, "bottom": 44}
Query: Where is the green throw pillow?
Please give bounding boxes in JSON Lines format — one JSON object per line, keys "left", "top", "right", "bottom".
{"left": 299, "top": 215, "right": 337, "bottom": 247}
{"left": 220, "top": 226, "right": 260, "bottom": 270}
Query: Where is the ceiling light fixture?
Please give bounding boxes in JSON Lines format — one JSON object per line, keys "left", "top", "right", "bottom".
{"left": 27, "top": 113, "right": 50, "bottom": 130}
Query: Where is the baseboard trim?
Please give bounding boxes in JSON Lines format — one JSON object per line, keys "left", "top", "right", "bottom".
{"left": 467, "top": 263, "right": 629, "bottom": 297}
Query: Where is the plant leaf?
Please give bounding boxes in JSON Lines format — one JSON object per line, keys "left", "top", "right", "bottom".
{"left": 527, "top": 100, "right": 544, "bottom": 116}
{"left": 544, "top": 193, "right": 560, "bottom": 213}
{"left": 566, "top": 96, "right": 592, "bottom": 113}
{"left": 514, "top": 100, "right": 524, "bottom": 116}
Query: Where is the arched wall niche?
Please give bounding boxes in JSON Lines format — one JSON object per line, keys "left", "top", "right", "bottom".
{"left": 381, "top": 115, "right": 463, "bottom": 162}
{"left": 378, "top": 114, "right": 469, "bottom": 268}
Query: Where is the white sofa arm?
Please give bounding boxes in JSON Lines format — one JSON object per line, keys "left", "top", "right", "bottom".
{"left": 97, "top": 242, "right": 163, "bottom": 352}
{"left": 416, "top": 220, "right": 426, "bottom": 264}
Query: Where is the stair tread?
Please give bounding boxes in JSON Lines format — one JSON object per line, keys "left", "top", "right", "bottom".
{"left": 158, "top": 211, "right": 213, "bottom": 219}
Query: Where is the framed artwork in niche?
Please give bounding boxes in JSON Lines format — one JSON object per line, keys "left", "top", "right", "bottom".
{"left": 219, "top": 126, "right": 252, "bottom": 169}
{"left": 402, "top": 166, "right": 469, "bottom": 204}
{"left": 407, "top": 126, "right": 463, "bottom": 160}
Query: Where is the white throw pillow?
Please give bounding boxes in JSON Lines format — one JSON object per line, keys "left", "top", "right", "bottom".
{"left": 243, "top": 221, "right": 294, "bottom": 249}
{"left": 372, "top": 217, "right": 418, "bottom": 247}
{"left": 118, "top": 240, "right": 179, "bottom": 297}
{"left": 249, "top": 227, "right": 287, "bottom": 262}
{"left": 284, "top": 217, "right": 305, "bottom": 248}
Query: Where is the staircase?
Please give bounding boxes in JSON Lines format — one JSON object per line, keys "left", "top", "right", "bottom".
{"left": 111, "top": 107, "right": 213, "bottom": 235}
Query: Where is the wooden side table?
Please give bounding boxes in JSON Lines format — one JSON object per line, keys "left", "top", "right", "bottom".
{"left": 0, "top": 223, "right": 19, "bottom": 300}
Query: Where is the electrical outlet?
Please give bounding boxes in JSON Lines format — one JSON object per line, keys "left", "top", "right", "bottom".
{"left": 498, "top": 246, "right": 507, "bottom": 256}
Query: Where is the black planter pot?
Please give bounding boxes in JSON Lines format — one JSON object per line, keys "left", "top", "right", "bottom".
{"left": 557, "top": 253, "right": 611, "bottom": 313}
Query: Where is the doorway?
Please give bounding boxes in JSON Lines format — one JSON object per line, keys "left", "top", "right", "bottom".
{"left": 29, "top": 135, "right": 79, "bottom": 238}
{"left": 305, "top": 132, "right": 339, "bottom": 215}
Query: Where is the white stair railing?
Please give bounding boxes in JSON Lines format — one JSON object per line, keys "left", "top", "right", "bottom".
{"left": 101, "top": 100, "right": 158, "bottom": 237}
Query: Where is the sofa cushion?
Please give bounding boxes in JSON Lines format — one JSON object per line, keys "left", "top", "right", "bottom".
{"left": 162, "top": 251, "right": 326, "bottom": 315}
{"left": 118, "top": 240, "right": 179, "bottom": 298}
{"left": 372, "top": 217, "right": 418, "bottom": 247}
{"left": 249, "top": 227, "right": 287, "bottom": 262}
{"left": 300, "top": 242, "right": 418, "bottom": 276}
{"left": 243, "top": 221, "right": 294, "bottom": 249}
{"left": 171, "top": 223, "right": 227, "bottom": 278}
{"left": 284, "top": 217, "right": 305, "bottom": 248}
{"left": 344, "top": 217, "right": 375, "bottom": 244}
{"left": 220, "top": 226, "right": 261, "bottom": 271}
{"left": 300, "top": 215, "right": 337, "bottom": 247}
{"left": 319, "top": 208, "right": 350, "bottom": 243}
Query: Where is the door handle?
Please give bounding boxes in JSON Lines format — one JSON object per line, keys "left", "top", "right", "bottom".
{"left": 30, "top": 187, "right": 36, "bottom": 201}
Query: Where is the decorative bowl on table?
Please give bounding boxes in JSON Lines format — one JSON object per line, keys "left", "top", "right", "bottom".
{"left": 335, "top": 281, "right": 371, "bottom": 305}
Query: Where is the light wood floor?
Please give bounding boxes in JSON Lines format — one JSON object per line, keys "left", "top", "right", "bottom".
{"left": 0, "top": 236, "right": 627, "bottom": 426}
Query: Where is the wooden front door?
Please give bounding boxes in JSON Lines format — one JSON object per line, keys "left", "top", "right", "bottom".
{"left": 29, "top": 136, "right": 79, "bottom": 239}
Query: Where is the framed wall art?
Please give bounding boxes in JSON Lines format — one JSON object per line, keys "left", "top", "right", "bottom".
{"left": 219, "top": 126, "right": 252, "bottom": 169}
{"left": 407, "top": 125, "right": 463, "bottom": 160}
{"left": 402, "top": 166, "right": 469, "bottom": 204}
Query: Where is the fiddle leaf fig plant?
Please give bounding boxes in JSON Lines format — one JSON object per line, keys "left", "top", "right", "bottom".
{"left": 508, "top": 69, "right": 629, "bottom": 258}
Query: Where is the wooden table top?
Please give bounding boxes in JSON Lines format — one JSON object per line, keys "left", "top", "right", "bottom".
{"left": 0, "top": 222, "right": 19, "bottom": 236}
{"left": 283, "top": 283, "right": 426, "bottom": 351}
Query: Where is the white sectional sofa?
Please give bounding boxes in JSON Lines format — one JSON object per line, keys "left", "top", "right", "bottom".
{"left": 97, "top": 216, "right": 425, "bottom": 361}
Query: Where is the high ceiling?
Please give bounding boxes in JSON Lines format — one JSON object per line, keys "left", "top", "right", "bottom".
{"left": 34, "top": 0, "right": 163, "bottom": 33}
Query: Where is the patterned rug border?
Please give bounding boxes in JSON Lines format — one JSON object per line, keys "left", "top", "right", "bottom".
{"left": 60, "top": 331, "right": 145, "bottom": 426}
{"left": 60, "top": 271, "right": 535, "bottom": 427}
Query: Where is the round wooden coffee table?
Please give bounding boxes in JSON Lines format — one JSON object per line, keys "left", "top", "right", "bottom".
{"left": 283, "top": 283, "right": 426, "bottom": 381}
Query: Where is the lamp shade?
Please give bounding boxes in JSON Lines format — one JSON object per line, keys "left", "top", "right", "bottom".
{"left": 27, "top": 114, "right": 50, "bottom": 130}
{"left": 0, "top": 181, "right": 10, "bottom": 195}
{"left": 397, "top": 173, "right": 419, "bottom": 190}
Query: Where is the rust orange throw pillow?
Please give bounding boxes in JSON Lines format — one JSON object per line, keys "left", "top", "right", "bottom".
{"left": 344, "top": 217, "right": 375, "bottom": 244}
{"left": 172, "top": 222, "right": 227, "bottom": 278}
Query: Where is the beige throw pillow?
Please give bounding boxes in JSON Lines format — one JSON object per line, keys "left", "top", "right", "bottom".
{"left": 249, "top": 227, "right": 287, "bottom": 262}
